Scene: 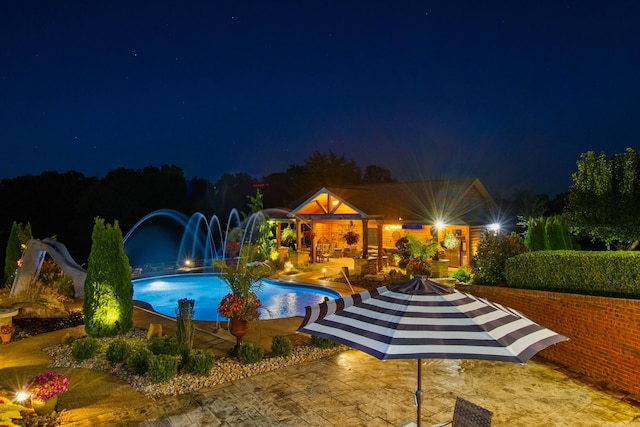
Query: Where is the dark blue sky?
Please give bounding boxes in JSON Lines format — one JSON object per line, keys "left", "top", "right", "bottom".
{"left": 1, "top": 1, "right": 638, "bottom": 197}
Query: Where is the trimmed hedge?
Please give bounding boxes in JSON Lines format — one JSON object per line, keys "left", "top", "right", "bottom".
{"left": 505, "top": 250, "right": 640, "bottom": 298}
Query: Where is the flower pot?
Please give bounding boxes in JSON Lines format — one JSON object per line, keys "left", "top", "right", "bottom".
{"left": 1, "top": 333, "right": 11, "bottom": 343}
{"left": 31, "top": 395, "right": 58, "bottom": 416}
{"left": 229, "top": 316, "right": 248, "bottom": 355}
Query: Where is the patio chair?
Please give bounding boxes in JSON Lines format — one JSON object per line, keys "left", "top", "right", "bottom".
{"left": 316, "top": 238, "right": 331, "bottom": 262}
{"left": 430, "top": 397, "right": 493, "bottom": 427}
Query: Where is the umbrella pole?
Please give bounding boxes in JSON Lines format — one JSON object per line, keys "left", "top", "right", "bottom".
{"left": 416, "top": 358, "right": 422, "bottom": 427}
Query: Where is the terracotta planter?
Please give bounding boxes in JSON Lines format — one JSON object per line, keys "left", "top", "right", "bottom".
{"left": 31, "top": 395, "right": 58, "bottom": 416}
{"left": 229, "top": 316, "right": 248, "bottom": 355}
{"left": 1, "top": 333, "right": 11, "bottom": 343}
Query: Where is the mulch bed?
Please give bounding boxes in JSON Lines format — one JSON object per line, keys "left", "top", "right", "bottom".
{"left": 10, "top": 310, "right": 84, "bottom": 342}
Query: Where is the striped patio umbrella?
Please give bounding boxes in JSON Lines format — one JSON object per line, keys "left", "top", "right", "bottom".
{"left": 298, "top": 277, "right": 568, "bottom": 426}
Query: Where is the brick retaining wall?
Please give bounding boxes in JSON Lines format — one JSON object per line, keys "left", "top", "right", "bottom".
{"left": 457, "top": 284, "right": 640, "bottom": 400}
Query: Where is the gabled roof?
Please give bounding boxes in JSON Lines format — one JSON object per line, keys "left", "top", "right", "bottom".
{"left": 289, "top": 178, "right": 496, "bottom": 226}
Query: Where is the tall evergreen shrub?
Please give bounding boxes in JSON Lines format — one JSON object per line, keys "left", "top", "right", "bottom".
{"left": 525, "top": 217, "right": 546, "bottom": 251}
{"left": 4, "top": 221, "right": 32, "bottom": 286}
{"left": 83, "top": 218, "right": 133, "bottom": 337}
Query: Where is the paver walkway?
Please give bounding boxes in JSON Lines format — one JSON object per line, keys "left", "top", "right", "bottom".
{"left": 154, "top": 350, "right": 640, "bottom": 427}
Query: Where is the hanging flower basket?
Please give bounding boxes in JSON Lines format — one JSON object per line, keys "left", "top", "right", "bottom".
{"left": 343, "top": 231, "right": 360, "bottom": 246}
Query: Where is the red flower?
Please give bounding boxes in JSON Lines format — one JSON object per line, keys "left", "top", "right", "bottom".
{"left": 218, "top": 292, "right": 262, "bottom": 321}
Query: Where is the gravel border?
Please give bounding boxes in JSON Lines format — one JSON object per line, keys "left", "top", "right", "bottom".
{"left": 43, "top": 330, "right": 345, "bottom": 399}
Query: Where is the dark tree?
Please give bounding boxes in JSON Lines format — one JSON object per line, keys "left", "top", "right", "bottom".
{"left": 565, "top": 148, "right": 640, "bottom": 250}
{"left": 212, "top": 173, "right": 258, "bottom": 218}
{"left": 288, "top": 150, "right": 362, "bottom": 199}
{"left": 362, "top": 165, "right": 395, "bottom": 184}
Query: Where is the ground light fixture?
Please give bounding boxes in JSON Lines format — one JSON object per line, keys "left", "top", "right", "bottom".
{"left": 15, "top": 390, "right": 29, "bottom": 402}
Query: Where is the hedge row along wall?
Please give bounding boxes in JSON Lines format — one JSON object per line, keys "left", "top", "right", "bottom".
{"left": 458, "top": 284, "right": 640, "bottom": 400}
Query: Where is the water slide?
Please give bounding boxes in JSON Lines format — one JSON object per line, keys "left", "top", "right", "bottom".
{"left": 10, "top": 238, "right": 87, "bottom": 299}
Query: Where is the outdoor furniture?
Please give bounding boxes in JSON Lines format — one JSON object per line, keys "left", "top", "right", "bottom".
{"left": 429, "top": 397, "right": 493, "bottom": 427}
{"left": 316, "top": 238, "right": 331, "bottom": 262}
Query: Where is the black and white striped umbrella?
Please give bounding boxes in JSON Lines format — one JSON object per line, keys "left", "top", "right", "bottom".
{"left": 298, "top": 277, "right": 568, "bottom": 426}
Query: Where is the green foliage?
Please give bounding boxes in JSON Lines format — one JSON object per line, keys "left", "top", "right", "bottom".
{"left": 566, "top": 148, "right": 640, "bottom": 250}
{"left": 238, "top": 342, "right": 264, "bottom": 364}
{"left": 71, "top": 337, "right": 100, "bottom": 360}
{"left": 147, "top": 354, "right": 179, "bottom": 383}
{"left": 148, "top": 334, "right": 181, "bottom": 355}
{"left": 105, "top": 339, "right": 132, "bottom": 363}
{"left": 176, "top": 298, "right": 195, "bottom": 353}
{"left": 244, "top": 189, "right": 276, "bottom": 262}
{"left": 184, "top": 349, "right": 216, "bottom": 375}
{"left": 4, "top": 221, "right": 32, "bottom": 286}
{"left": 83, "top": 218, "right": 133, "bottom": 337}
{"left": 505, "top": 251, "right": 640, "bottom": 298}
{"left": 311, "top": 335, "right": 340, "bottom": 349}
{"left": 471, "top": 231, "right": 528, "bottom": 286}
{"left": 451, "top": 267, "right": 471, "bottom": 283}
{"left": 271, "top": 335, "right": 293, "bottom": 357}
{"left": 280, "top": 226, "right": 296, "bottom": 246}
{"left": 526, "top": 215, "right": 578, "bottom": 251}
{"left": 128, "top": 348, "right": 153, "bottom": 375}
{"left": 394, "top": 237, "right": 411, "bottom": 268}
{"left": 406, "top": 233, "right": 438, "bottom": 259}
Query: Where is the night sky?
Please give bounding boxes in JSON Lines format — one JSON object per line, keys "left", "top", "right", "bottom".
{"left": 1, "top": 1, "right": 638, "bottom": 197}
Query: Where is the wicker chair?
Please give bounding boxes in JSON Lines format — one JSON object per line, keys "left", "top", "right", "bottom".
{"left": 430, "top": 397, "right": 493, "bottom": 427}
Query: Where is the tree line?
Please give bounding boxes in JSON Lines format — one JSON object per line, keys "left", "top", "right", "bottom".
{"left": 2, "top": 147, "right": 637, "bottom": 272}
{"left": 0, "top": 151, "right": 395, "bottom": 265}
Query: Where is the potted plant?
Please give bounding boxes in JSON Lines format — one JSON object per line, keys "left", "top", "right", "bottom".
{"left": 302, "top": 229, "right": 316, "bottom": 248}
{"left": 0, "top": 323, "right": 15, "bottom": 343}
{"left": 214, "top": 245, "right": 273, "bottom": 355}
{"left": 25, "top": 371, "right": 69, "bottom": 415}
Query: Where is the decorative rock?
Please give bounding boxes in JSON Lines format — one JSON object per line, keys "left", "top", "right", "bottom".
{"left": 43, "top": 329, "right": 345, "bottom": 399}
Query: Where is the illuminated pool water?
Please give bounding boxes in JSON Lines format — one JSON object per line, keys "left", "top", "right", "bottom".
{"left": 132, "top": 274, "right": 340, "bottom": 321}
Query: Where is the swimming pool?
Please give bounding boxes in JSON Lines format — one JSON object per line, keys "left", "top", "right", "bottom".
{"left": 132, "top": 274, "right": 340, "bottom": 321}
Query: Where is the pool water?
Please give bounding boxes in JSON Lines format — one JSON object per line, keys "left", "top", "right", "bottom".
{"left": 132, "top": 274, "right": 340, "bottom": 321}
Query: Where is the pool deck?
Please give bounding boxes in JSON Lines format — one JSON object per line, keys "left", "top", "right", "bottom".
{"left": 2, "top": 258, "right": 640, "bottom": 426}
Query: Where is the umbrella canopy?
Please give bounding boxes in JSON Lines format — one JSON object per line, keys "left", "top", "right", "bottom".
{"left": 298, "top": 277, "right": 568, "bottom": 425}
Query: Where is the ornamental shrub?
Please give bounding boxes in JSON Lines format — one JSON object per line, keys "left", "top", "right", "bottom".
{"left": 148, "top": 334, "right": 181, "bottom": 355}
{"left": 128, "top": 348, "right": 153, "bottom": 375}
{"left": 176, "top": 298, "right": 195, "bottom": 354}
{"left": 184, "top": 349, "right": 216, "bottom": 375}
{"left": 147, "top": 354, "right": 178, "bottom": 383}
{"left": 451, "top": 267, "right": 471, "bottom": 283}
{"left": 71, "top": 337, "right": 100, "bottom": 360}
{"left": 238, "top": 342, "right": 264, "bottom": 364}
{"left": 271, "top": 335, "right": 293, "bottom": 357}
{"left": 311, "top": 335, "right": 340, "bottom": 349}
{"left": 471, "top": 231, "right": 528, "bottom": 286}
{"left": 105, "top": 339, "right": 132, "bottom": 363}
